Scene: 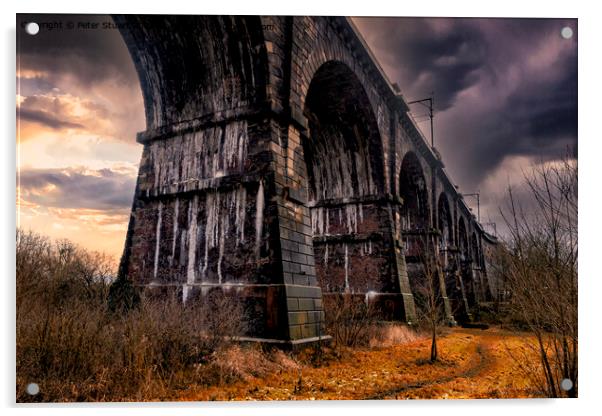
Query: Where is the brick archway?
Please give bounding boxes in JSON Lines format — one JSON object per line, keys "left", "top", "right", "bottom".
{"left": 299, "top": 60, "right": 411, "bottom": 320}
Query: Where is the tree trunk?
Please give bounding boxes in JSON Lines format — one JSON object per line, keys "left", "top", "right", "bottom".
{"left": 430, "top": 326, "right": 438, "bottom": 362}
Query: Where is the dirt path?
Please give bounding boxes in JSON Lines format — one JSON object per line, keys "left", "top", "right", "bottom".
{"left": 181, "top": 327, "right": 539, "bottom": 401}
{"left": 366, "top": 341, "right": 492, "bottom": 399}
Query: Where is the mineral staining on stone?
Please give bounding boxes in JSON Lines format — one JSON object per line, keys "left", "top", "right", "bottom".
{"left": 147, "top": 120, "right": 248, "bottom": 192}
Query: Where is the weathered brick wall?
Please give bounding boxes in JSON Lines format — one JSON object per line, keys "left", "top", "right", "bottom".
{"left": 115, "top": 14, "right": 497, "bottom": 344}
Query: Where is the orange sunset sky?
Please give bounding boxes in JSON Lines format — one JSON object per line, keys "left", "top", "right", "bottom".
{"left": 17, "top": 15, "right": 145, "bottom": 263}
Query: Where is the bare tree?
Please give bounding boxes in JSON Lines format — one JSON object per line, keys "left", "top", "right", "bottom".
{"left": 495, "top": 155, "right": 577, "bottom": 397}
{"left": 414, "top": 233, "right": 447, "bottom": 362}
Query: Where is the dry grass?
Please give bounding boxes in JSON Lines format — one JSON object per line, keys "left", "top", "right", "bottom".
{"left": 16, "top": 229, "right": 546, "bottom": 402}
{"left": 369, "top": 323, "right": 422, "bottom": 348}
{"left": 180, "top": 327, "right": 543, "bottom": 401}
{"left": 16, "top": 229, "right": 246, "bottom": 402}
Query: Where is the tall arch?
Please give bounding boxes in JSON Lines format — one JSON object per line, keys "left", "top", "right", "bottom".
{"left": 456, "top": 218, "right": 474, "bottom": 306}
{"left": 303, "top": 60, "right": 408, "bottom": 320}
{"left": 399, "top": 152, "right": 430, "bottom": 232}
{"left": 458, "top": 217, "right": 469, "bottom": 260}
{"left": 437, "top": 193, "right": 453, "bottom": 248}
{"left": 117, "top": 15, "right": 273, "bottom": 286}
{"left": 471, "top": 232, "right": 480, "bottom": 265}
{"left": 303, "top": 60, "right": 385, "bottom": 202}
{"left": 398, "top": 151, "right": 434, "bottom": 321}
{"left": 116, "top": 15, "right": 269, "bottom": 130}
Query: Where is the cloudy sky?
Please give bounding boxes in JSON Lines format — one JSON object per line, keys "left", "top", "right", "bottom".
{"left": 17, "top": 14, "right": 144, "bottom": 260}
{"left": 354, "top": 17, "right": 577, "bottom": 232}
{"left": 16, "top": 15, "right": 577, "bottom": 262}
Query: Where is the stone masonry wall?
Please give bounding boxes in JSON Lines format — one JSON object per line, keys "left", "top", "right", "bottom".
{"left": 116, "top": 14, "right": 496, "bottom": 345}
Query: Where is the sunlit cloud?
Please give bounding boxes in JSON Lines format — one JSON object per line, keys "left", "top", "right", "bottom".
{"left": 19, "top": 166, "right": 136, "bottom": 211}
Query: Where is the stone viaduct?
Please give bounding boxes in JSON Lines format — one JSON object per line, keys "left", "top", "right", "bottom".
{"left": 114, "top": 15, "right": 498, "bottom": 347}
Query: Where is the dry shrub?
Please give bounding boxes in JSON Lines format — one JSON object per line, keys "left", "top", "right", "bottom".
{"left": 369, "top": 323, "right": 421, "bottom": 348}
{"left": 16, "top": 230, "right": 115, "bottom": 401}
{"left": 16, "top": 229, "right": 248, "bottom": 402}
{"left": 199, "top": 345, "right": 302, "bottom": 386}
{"left": 202, "top": 345, "right": 272, "bottom": 385}
{"left": 194, "top": 289, "right": 246, "bottom": 353}
{"left": 323, "top": 294, "right": 422, "bottom": 350}
{"left": 268, "top": 349, "right": 301, "bottom": 372}
{"left": 323, "top": 293, "right": 378, "bottom": 348}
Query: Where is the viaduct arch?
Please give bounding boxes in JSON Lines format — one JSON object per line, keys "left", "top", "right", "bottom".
{"left": 114, "top": 15, "right": 498, "bottom": 346}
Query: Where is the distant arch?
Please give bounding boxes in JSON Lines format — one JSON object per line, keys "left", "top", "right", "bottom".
{"left": 471, "top": 232, "right": 480, "bottom": 266}
{"left": 458, "top": 217, "right": 469, "bottom": 260}
{"left": 399, "top": 152, "right": 430, "bottom": 231}
{"left": 437, "top": 192, "right": 453, "bottom": 247}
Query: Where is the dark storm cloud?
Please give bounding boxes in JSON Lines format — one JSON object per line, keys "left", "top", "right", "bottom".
{"left": 17, "top": 14, "right": 136, "bottom": 86}
{"left": 354, "top": 17, "right": 490, "bottom": 111}
{"left": 504, "top": 61, "right": 577, "bottom": 145}
{"left": 446, "top": 50, "right": 577, "bottom": 189}
{"left": 19, "top": 167, "right": 136, "bottom": 211}
{"left": 354, "top": 17, "right": 577, "bottom": 192}
{"left": 19, "top": 108, "right": 84, "bottom": 130}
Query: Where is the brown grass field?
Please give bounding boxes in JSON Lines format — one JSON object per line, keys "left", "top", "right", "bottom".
{"left": 178, "top": 326, "right": 542, "bottom": 401}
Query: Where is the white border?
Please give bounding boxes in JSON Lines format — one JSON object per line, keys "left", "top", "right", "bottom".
{"left": 3, "top": 1, "right": 600, "bottom": 415}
